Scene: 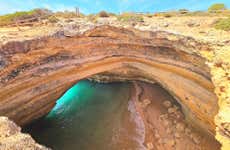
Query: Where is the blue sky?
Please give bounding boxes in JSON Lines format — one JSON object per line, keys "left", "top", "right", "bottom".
{"left": 0, "top": 0, "right": 229, "bottom": 15}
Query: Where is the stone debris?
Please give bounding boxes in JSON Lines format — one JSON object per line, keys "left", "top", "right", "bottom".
{"left": 154, "top": 130, "right": 161, "bottom": 139}
{"left": 147, "top": 142, "right": 154, "bottom": 150}
{"left": 163, "top": 120, "right": 170, "bottom": 127}
{"left": 174, "top": 132, "right": 181, "bottom": 138}
{"left": 0, "top": 117, "right": 20, "bottom": 138}
{"left": 159, "top": 114, "right": 168, "bottom": 120}
{"left": 158, "top": 138, "right": 163, "bottom": 144}
{"left": 185, "top": 127, "right": 191, "bottom": 135}
{"left": 176, "top": 122, "right": 185, "bottom": 132}
{"left": 168, "top": 107, "right": 177, "bottom": 114}
{"left": 162, "top": 100, "right": 172, "bottom": 108}
{"left": 174, "top": 111, "right": 183, "bottom": 119}
{"left": 190, "top": 133, "right": 201, "bottom": 144}
{"left": 164, "top": 138, "right": 175, "bottom": 147}
{"left": 187, "top": 21, "right": 200, "bottom": 27}
{"left": 141, "top": 99, "right": 151, "bottom": 108}
{"left": 166, "top": 127, "right": 173, "bottom": 134}
{"left": 0, "top": 117, "right": 50, "bottom": 150}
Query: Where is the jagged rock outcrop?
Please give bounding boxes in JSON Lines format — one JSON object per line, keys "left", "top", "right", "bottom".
{"left": 0, "top": 117, "right": 49, "bottom": 150}
{"left": 0, "top": 25, "right": 218, "bottom": 138}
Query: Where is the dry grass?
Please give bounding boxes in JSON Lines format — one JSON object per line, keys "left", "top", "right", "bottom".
{"left": 117, "top": 12, "right": 144, "bottom": 22}
{"left": 54, "top": 11, "right": 84, "bottom": 18}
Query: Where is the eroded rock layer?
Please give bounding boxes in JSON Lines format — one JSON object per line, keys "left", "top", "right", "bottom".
{"left": 130, "top": 81, "right": 220, "bottom": 150}
{"left": 0, "top": 25, "right": 218, "bottom": 137}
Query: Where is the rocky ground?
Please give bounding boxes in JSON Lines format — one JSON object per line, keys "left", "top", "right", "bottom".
{"left": 132, "top": 82, "right": 220, "bottom": 150}
{"left": 0, "top": 117, "right": 50, "bottom": 150}
{"left": 0, "top": 15, "right": 229, "bottom": 149}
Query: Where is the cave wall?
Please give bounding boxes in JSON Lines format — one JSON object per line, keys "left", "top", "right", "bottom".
{"left": 0, "top": 25, "right": 218, "bottom": 136}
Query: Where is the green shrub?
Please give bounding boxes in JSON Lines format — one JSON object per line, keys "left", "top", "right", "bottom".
{"left": 208, "top": 3, "right": 227, "bottom": 12}
{"left": 117, "top": 13, "right": 143, "bottom": 22}
{"left": 146, "top": 13, "right": 153, "bottom": 18}
{"left": 98, "top": 11, "right": 109, "bottom": 17}
{"left": 163, "top": 13, "right": 172, "bottom": 18}
{"left": 179, "top": 9, "right": 189, "bottom": 14}
{"left": 214, "top": 17, "right": 230, "bottom": 31}
{"left": 0, "top": 9, "right": 51, "bottom": 26}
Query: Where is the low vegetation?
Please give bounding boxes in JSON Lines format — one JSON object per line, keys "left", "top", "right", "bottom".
{"left": 145, "top": 13, "right": 153, "bottom": 18}
{"left": 117, "top": 12, "right": 144, "bottom": 22}
{"left": 47, "top": 16, "right": 59, "bottom": 23}
{"left": 0, "top": 3, "right": 229, "bottom": 27}
{"left": 163, "top": 13, "right": 173, "bottom": 18}
{"left": 208, "top": 3, "right": 227, "bottom": 12}
{"left": 54, "top": 10, "right": 84, "bottom": 18}
{"left": 0, "top": 9, "right": 51, "bottom": 26}
{"left": 178, "top": 9, "right": 189, "bottom": 14}
{"left": 214, "top": 17, "right": 230, "bottom": 31}
{"left": 98, "top": 11, "right": 109, "bottom": 17}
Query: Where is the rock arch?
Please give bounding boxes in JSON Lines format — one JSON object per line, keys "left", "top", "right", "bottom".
{"left": 0, "top": 25, "right": 218, "bottom": 136}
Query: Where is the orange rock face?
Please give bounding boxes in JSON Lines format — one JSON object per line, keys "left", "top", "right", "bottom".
{"left": 0, "top": 26, "right": 218, "bottom": 137}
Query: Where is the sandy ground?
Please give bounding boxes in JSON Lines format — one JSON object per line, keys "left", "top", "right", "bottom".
{"left": 132, "top": 81, "right": 220, "bottom": 150}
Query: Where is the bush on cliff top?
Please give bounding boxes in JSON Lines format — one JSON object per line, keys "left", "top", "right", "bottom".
{"left": 214, "top": 17, "right": 230, "bottom": 31}
{"left": 208, "top": 3, "right": 227, "bottom": 12}
{"left": 0, "top": 9, "right": 51, "bottom": 26}
{"left": 98, "top": 11, "right": 109, "bottom": 17}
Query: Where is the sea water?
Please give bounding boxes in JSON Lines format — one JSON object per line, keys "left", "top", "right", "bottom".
{"left": 24, "top": 80, "right": 146, "bottom": 150}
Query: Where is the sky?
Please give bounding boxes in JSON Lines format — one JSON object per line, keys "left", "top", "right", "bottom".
{"left": 0, "top": 0, "right": 229, "bottom": 15}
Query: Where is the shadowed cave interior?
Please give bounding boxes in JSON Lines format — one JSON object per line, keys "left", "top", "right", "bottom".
{"left": 23, "top": 79, "right": 220, "bottom": 150}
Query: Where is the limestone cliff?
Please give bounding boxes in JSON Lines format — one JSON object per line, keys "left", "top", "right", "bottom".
{"left": 0, "top": 25, "right": 225, "bottom": 148}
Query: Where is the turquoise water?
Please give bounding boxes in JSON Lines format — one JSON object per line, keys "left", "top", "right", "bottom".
{"left": 24, "top": 80, "right": 146, "bottom": 150}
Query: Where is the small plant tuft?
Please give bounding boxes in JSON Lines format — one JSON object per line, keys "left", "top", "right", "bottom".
{"left": 179, "top": 9, "right": 189, "bottom": 14}
{"left": 163, "top": 13, "right": 172, "bottom": 18}
{"left": 146, "top": 13, "right": 153, "bottom": 18}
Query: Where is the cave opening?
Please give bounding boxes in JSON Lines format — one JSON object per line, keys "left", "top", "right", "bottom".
{"left": 23, "top": 79, "right": 220, "bottom": 150}
{"left": 23, "top": 80, "right": 146, "bottom": 150}
{"left": 0, "top": 25, "right": 225, "bottom": 149}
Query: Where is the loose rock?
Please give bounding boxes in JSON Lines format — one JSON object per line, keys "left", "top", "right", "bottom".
{"left": 176, "top": 122, "right": 185, "bottom": 132}
{"left": 147, "top": 142, "right": 154, "bottom": 150}
{"left": 163, "top": 100, "right": 172, "bottom": 108}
